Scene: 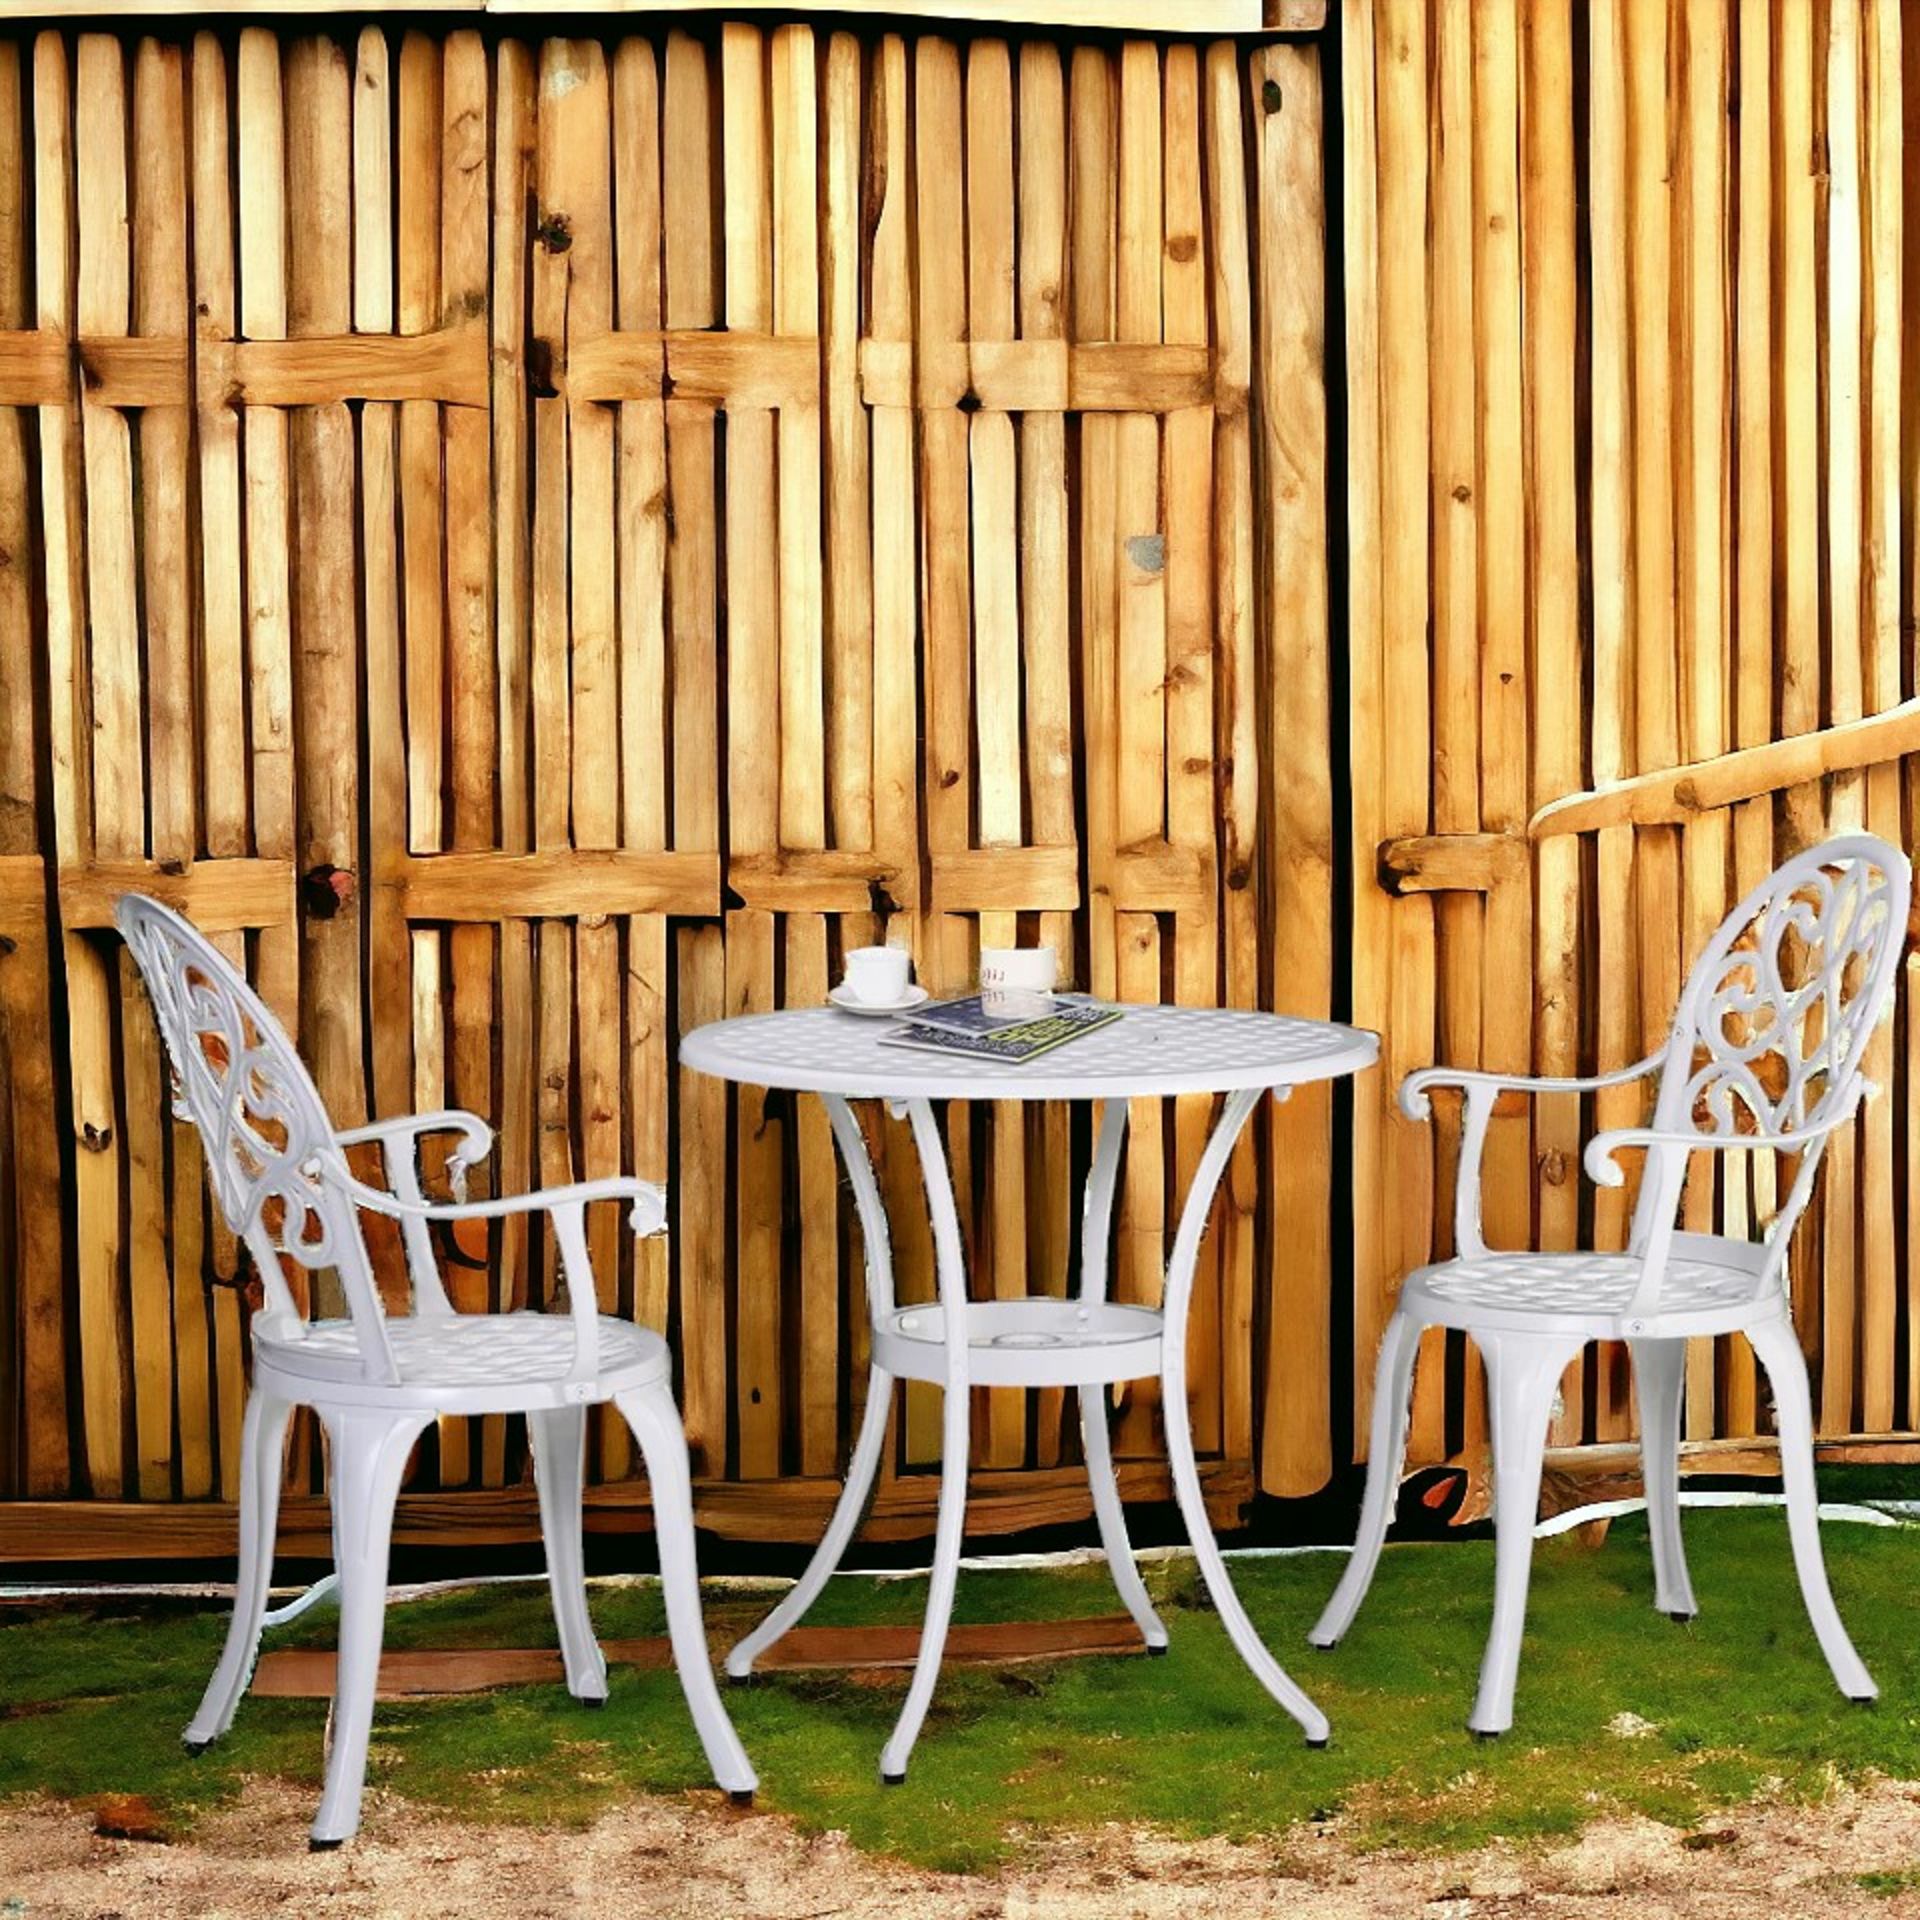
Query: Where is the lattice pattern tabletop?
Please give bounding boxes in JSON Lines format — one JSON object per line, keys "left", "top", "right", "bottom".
{"left": 680, "top": 1001, "right": 1379, "bottom": 1100}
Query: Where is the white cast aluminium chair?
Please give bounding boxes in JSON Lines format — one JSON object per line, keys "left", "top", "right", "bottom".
{"left": 1311, "top": 834, "right": 1910, "bottom": 1734}
{"left": 117, "top": 895, "right": 755, "bottom": 1847}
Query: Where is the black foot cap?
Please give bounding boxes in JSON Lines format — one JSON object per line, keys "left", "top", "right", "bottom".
{"left": 882, "top": 1772, "right": 907, "bottom": 1788}
{"left": 1470, "top": 1728, "right": 1502, "bottom": 1743}
{"left": 309, "top": 1837, "right": 345, "bottom": 1854}
{"left": 1851, "top": 1695, "right": 1878, "bottom": 1710}
{"left": 1312, "top": 1640, "right": 1338, "bottom": 1654}
{"left": 182, "top": 1738, "right": 213, "bottom": 1758}
{"left": 1147, "top": 1643, "right": 1169, "bottom": 1657}
{"left": 579, "top": 1695, "right": 607, "bottom": 1709}
{"left": 729, "top": 1789, "right": 755, "bottom": 1808}
{"left": 1667, "top": 1611, "right": 1696, "bottom": 1624}
{"left": 1305, "top": 1736, "right": 1329, "bottom": 1751}
{"left": 726, "top": 1671, "right": 753, "bottom": 1688}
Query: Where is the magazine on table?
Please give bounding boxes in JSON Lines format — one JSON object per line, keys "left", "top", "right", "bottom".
{"left": 880, "top": 993, "right": 1123, "bottom": 1064}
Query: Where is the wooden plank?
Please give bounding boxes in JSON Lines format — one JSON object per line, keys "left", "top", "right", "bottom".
{"left": 1372, "top": 0, "right": 1436, "bottom": 1461}
{"left": 0, "top": 1455, "right": 1259, "bottom": 1562}
{"left": 663, "top": 26, "right": 727, "bottom": 1482}
{"left": 1255, "top": 38, "right": 1331, "bottom": 1496}
{"left": 254, "top": 1615, "right": 1153, "bottom": 1700}
{"left": 130, "top": 36, "right": 197, "bottom": 1501}
{"left": 1522, "top": 0, "right": 1583, "bottom": 1443}
{"left": 721, "top": 23, "right": 782, "bottom": 1482}
{"left": 0, "top": 39, "right": 65, "bottom": 1500}
{"left": 1018, "top": 38, "right": 1076, "bottom": 1465}
{"left": 188, "top": 30, "right": 248, "bottom": 1498}
{"left": 1204, "top": 37, "right": 1255, "bottom": 1477}
{"left": 70, "top": 33, "right": 134, "bottom": 1501}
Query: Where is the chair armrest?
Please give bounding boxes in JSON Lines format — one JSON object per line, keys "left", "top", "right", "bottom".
{"left": 334, "top": 1109, "right": 496, "bottom": 1200}
{"left": 1584, "top": 1103, "right": 1859, "bottom": 1189}
{"left": 342, "top": 1169, "right": 667, "bottom": 1239}
{"left": 1399, "top": 1051, "right": 1667, "bottom": 1122}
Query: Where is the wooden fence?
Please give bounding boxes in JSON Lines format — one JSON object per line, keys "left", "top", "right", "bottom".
{"left": 1342, "top": 0, "right": 1920, "bottom": 1471}
{"left": 8, "top": 0, "right": 1920, "bottom": 1561}
{"left": 0, "top": 19, "right": 1335, "bottom": 1548}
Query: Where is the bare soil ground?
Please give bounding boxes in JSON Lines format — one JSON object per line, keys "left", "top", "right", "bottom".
{"left": 8, "top": 1777, "right": 1920, "bottom": 1919}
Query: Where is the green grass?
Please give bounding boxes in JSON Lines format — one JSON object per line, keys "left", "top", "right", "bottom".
{"left": 8, "top": 1489, "right": 1920, "bottom": 1872}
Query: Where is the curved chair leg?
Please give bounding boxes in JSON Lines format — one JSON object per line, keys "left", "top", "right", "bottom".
{"left": 311, "top": 1408, "right": 432, "bottom": 1849}
{"left": 184, "top": 1389, "right": 295, "bottom": 1750}
{"left": 616, "top": 1384, "right": 758, "bottom": 1800}
{"left": 1628, "top": 1336, "right": 1697, "bottom": 1620}
{"left": 1469, "top": 1331, "right": 1584, "bottom": 1737}
{"left": 1747, "top": 1314, "right": 1876, "bottom": 1701}
{"left": 728, "top": 1364, "right": 894, "bottom": 1679}
{"left": 879, "top": 1376, "right": 970, "bottom": 1783}
{"left": 528, "top": 1404, "right": 608, "bottom": 1703}
{"left": 1310, "top": 1309, "right": 1425, "bottom": 1649}
{"left": 1080, "top": 1382, "right": 1167, "bottom": 1651}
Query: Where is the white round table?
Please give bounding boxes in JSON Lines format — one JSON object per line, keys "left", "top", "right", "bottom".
{"left": 680, "top": 1001, "right": 1379, "bottom": 1781}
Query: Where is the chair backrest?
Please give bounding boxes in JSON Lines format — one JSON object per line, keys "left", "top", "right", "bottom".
{"left": 116, "top": 895, "right": 399, "bottom": 1384}
{"left": 1631, "top": 833, "right": 1911, "bottom": 1268}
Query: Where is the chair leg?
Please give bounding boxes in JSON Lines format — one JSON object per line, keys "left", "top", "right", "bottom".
{"left": 728, "top": 1364, "right": 894, "bottom": 1680}
{"left": 1080, "top": 1382, "right": 1167, "bottom": 1651}
{"left": 184, "top": 1389, "right": 294, "bottom": 1750}
{"left": 1469, "top": 1331, "right": 1583, "bottom": 1737}
{"left": 528, "top": 1404, "right": 608, "bottom": 1704}
{"left": 311, "top": 1408, "right": 431, "bottom": 1850}
{"left": 616, "top": 1385, "right": 758, "bottom": 1800}
{"left": 878, "top": 1375, "right": 970, "bottom": 1784}
{"left": 1628, "top": 1336, "right": 1697, "bottom": 1620}
{"left": 1310, "top": 1310, "right": 1424, "bottom": 1649}
{"left": 1746, "top": 1314, "right": 1876, "bottom": 1701}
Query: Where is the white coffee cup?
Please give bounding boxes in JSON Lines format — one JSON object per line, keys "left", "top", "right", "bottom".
{"left": 979, "top": 945, "right": 1059, "bottom": 1009}
{"left": 842, "top": 944, "right": 912, "bottom": 1006}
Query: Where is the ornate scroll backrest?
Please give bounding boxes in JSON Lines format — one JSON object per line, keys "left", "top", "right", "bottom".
{"left": 115, "top": 895, "right": 399, "bottom": 1385}
{"left": 1632, "top": 834, "right": 1910, "bottom": 1266}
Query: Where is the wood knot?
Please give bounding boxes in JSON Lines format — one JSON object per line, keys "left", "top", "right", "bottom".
{"left": 1261, "top": 77, "right": 1283, "bottom": 114}
{"left": 1166, "top": 234, "right": 1198, "bottom": 264}
{"left": 301, "top": 865, "right": 355, "bottom": 919}
{"left": 1451, "top": 482, "right": 1472, "bottom": 504}
{"left": 535, "top": 211, "right": 573, "bottom": 253}
{"left": 80, "top": 1121, "right": 113, "bottom": 1153}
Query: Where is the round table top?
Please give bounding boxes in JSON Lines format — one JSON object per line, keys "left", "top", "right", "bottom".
{"left": 679, "top": 1001, "right": 1379, "bottom": 1101}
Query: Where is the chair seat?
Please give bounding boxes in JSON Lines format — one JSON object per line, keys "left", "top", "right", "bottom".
{"left": 253, "top": 1310, "right": 670, "bottom": 1404}
{"left": 1399, "top": 1244, "right": 1775, "bottom": 1338}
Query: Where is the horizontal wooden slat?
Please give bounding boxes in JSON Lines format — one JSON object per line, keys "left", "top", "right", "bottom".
{"left": 0, "top": 1457, "right": 1254, "bottom": 1562}
{"left": 1377, "top": 832, "right": 1526, "bottom": 896}
{"left": 0, "top": 327, "right": 489, "bottom": 410}
{"left": 1110, "top": 838, "right": 1213, "bottom": 913}
{"left": 0, "top": 854, "right": 44, "bottom": 936}
{"left": 1531, "top": 695, "right": 1920, "bottom": 839}
{"left": 397, "top": 849, "right": 721, "bottom": 921}
{"left": 727, "top": 848, "right": 901, "bottom": 912}
{"left": 59, "top": 858, "right": 296, "bottom": 932}
{"left": 0, "top": 327, "right": 69, "bottom": 404}
{"left": 861, "top": 338, "right": 1218, "bottom": 413}
{"left": 253, "top": 1614, "right": 1150, "bottom": 1699}
{"left": 567, "top": 328, "right": 818, "bottom": 407}
{"left": 930, "top": 844, "right": 1081, "bottom": 913}
{"left": 0, "top": 2, "right": 1295, "bottom": 31}
{"left": 215, "top": 326, "right": 489, "bottom": 407}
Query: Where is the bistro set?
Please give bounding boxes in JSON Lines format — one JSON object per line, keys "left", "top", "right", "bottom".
{"left": 116, "top": 832, "right": 1909, "bottom": 1846}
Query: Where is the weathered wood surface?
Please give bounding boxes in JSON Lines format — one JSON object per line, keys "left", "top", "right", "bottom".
{"left": 1343, "top": 0, "right": 1919, "bottom": 1466}
{"left": 0, "top": 23, "right": 1331, "bottom": 1541}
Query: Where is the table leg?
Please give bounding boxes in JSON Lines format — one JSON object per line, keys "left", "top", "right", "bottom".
{"left": 1162, "top": 1086, "right": 1330, "bottom": 1745}
{"left": 727, "top": 1095, "right": 898, "bottom": 1678}
{"left": 1079, "top": 1097, "right": 1167, "bottom": 1648}
{"left": 879, "top": 1097, "right": 973, "bottom": 1784}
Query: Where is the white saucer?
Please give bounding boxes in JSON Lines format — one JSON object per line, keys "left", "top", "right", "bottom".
{"left": 828, "top": 982, "right": 930, "bottom": 1018}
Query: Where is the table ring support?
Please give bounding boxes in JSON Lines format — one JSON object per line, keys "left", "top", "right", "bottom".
{"left": 723, "top": 1082, "right": 1331, "bottom": 1782}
